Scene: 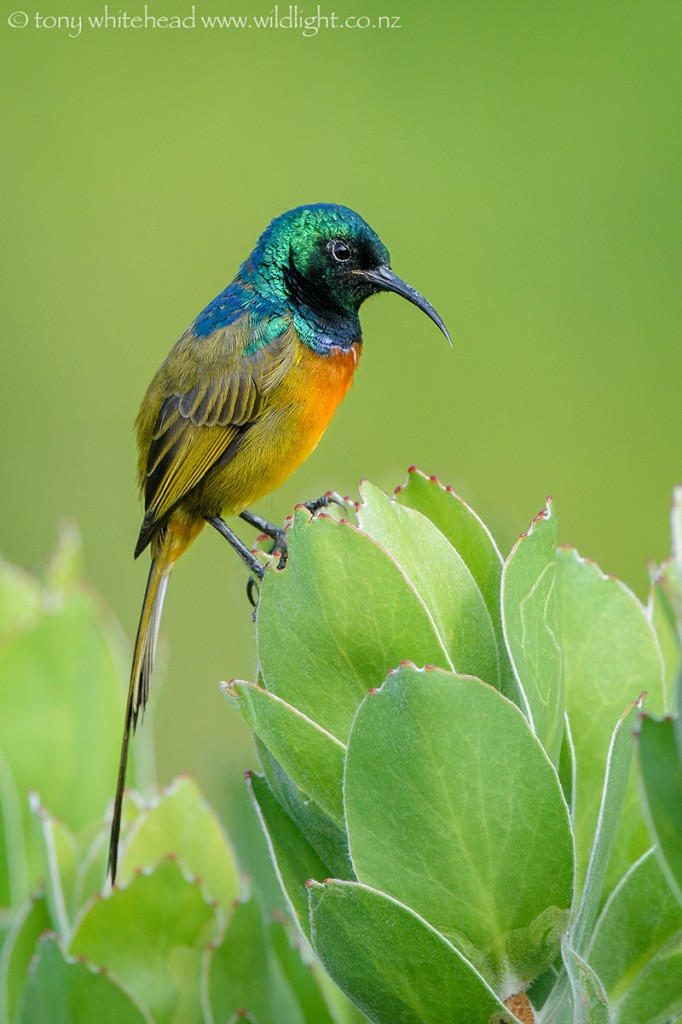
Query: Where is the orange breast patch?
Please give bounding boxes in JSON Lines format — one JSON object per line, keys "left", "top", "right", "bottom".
{"left": 292, "top": 341, "right": 361, "bottom": 443}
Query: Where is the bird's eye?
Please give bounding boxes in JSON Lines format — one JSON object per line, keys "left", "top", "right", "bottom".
{"left": 330, "top": 239, "right": 352, "bottom": 263}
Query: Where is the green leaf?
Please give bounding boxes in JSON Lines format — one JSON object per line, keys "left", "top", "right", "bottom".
{"left": 561, "top": 937, "right": 609, "bottom": 1024}
{"left": 587, "top": 848, "right": 682, "bottom": 1014}
{"left": 356, "top": 481, "right": 500, "bottom": 687}
{"left": 247, "top": 772, "right": 333, "bottom": 942}
{"left": 72, "top": 829, "right": 109, "bottom": 912}
{"left": 648, "top": 572, "right": 681, "bottom": 697}
{"left": 0, "top": 582, "right": 137, "bottom": 903}
{"left": 0, "top": 893, "right": 51, "bottom": 1024}
{"left": 225, "top": 682, "right": 346, "bottom": 826}
{"left": 308, "top": 880, "right": 517, "bottom": 1024}
{"left": 614, "top": 946, "right": 682, "bottom": 1024}
{"left": 69, "top": 858, "right": 218, "bottom": 1024}
{"left": 556, "top": 547, "right": 667, "bottom": 894}
{"left": 393, "top": 468, "right": 504, "bottom": 624}
{"left": 267, "top": 917, "right": 338, "bottom": 1024}
{"left": 204, "top": 895, "right": 274, "bottom": 1024}
{"left": 655, "top": 559, "right": 682, "bottom": 644}
{"left": 344, "top": 666, "right": 573, "bottom": 990}
{"left": 394, "top": 468, "right": 519, "bottom": 704}
{"left": 525, "top": 961, "right": 561, "bottom": 1015}
{"left": 16, "top": 934, "right": 153, "bottom": 1024}
{"left": 28, "top": 794, "right": 78, "bottom": 937}
{"left": 118, "top": 776, "right": 240, "bottom": 916}
{"left": 205, "top": 906, "right": 334, "bottom": 1024}
{"left": 501, "top": 500, "right": 564, "bottom": 762}
{"left": 0, "top": 745, "right": 27, "bottom": 910}
{"left": 559, "top": 713, "right": 576, "bottom": 818}
{"left": 636, "top": 713, "right": 682, "bottom": 904}
{"left": 256, "top": 511, "right": 455, "bottom": 742}
{"left": 571, "top": 699, "right": 641, "bottom": 952}
{"left": 255, "top": 741, "right": 352, "bottom": 879}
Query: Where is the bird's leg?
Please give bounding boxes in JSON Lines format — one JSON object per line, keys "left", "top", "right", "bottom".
{"left": 241, "top": 494, "right": 345, "bottom": 565}
{"left": 205, "top": 515, "right": 265, "bottom": 579}
{"left": 232, "top": 497, "right": 346, "bottom": 610}
{"left": 302, "top": 491, "right": 347, "bottom": 516}
{"left": 235, "top": 510, "right": 289, "bottom": 613}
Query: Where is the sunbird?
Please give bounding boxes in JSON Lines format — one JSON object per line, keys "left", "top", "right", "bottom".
{"left": 108, "top": 203, "right": 450, "bottom": 880}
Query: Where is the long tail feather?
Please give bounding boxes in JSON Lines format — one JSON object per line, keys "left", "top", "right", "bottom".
{"left": 107, "top": 554, "right": 172, "bottom": 882}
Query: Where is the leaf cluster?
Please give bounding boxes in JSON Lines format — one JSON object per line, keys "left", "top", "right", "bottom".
{"left": 228, "top": 471, "right": 682, "bottom": 1023}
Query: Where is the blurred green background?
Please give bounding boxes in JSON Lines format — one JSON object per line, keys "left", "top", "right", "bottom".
{"left": 2, "top": 1, "right": 681, "bottom": 864}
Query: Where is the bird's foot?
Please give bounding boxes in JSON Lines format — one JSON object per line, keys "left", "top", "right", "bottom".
{"left": 301, "top": 491, "right": 347, "bottom": 517}
{"left": 240, "top": 494, "right": 345, "bottom": 613}
{"left": 241, "top": 510, "right": 286, "bottom": 548}
{"left": 268, "top": 531, "right": 288, "bottom": 568}
{"left": 254, "top": 528, "right": 288, "bottom": 568}
{"left": 246, "top": 576, "right": 260, "bottom": 613}
{"left": 246, "top": 533, "right": 286, "bottom": 615}
{"left": 239, "top": 508, "right": 289, "bottom": 568}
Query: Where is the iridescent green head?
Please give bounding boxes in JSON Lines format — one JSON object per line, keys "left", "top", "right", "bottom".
{"left": 245, "top": 203, "right": 450, "bottom": 344}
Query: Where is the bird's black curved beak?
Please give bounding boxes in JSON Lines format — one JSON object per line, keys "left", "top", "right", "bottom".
{"left": 356, "top": 265, "right": 451, "bottom": 345}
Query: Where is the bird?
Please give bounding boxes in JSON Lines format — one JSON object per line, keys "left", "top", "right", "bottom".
{"left": 107, "top": 202, "right": 450, "bottom": 881}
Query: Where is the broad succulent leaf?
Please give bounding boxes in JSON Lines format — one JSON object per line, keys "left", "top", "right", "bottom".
{"left": 647, "top": 572, "right": 681, "bottom": 694}
{"left": 343, "top": 665, "right": 573, "bottom": 991}
{"left": 6, "top": 479, "right": 682, "bottom": 1024}
{"left": 356, "top": 480, "right": 500, "bottom": 688}
{"left": 254, "top": 741, "right": 352, "bottom": 879}
{"left": 307, "top": 880, "right": 517, "bottom": 1024}
{"left": 0, "top": 893, "right": 50, "bottom": 1024}
{"left": 612, "top": 947, "right": 682, "bottom": 1024}
{"left": 587, "top": 848, "right": 682, "bottom": 1021}
{"left": 393, "top": 468, "right": 518, "bottom": 701}
{"left": 204, "top": 895, "right": 275, "bottom": 1024}
{"left": 267, "top": 917, "right": 338, "bottom": 1024}
{"left": 571, "top": 698, "right": 641, "bottom": 952}
{"left": 636, "top": 713, "right": 682, "bottom": 904}
{"left": 117, "top": 776, "right": 240, "bottom": 915}
{"left": 256, "top": 510, "right": 454, "bottom": 741}
{"left": 69, "top": 859, "right": 218, "bottom": 1024}
{"left": 225, "top": 682, "right": 346, "bottom": 826}
{"left": 16, "top": 935, "right": 153, "bottom": 1024}
{"left": 501, "top": 499, "right": 564, "bottom": 763}
{"left": 556, "top": 547, "right": 667, "bottom": 894}
{"left": 247, "top": 771, "right": 336, "bottom": 941}
{"left": 0, "top": 530, "right": 151, "bottom": 909}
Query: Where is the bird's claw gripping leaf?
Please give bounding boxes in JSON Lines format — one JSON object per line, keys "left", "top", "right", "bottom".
{"left": 302, "top": 491, "right": 347, "bottom": 517}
